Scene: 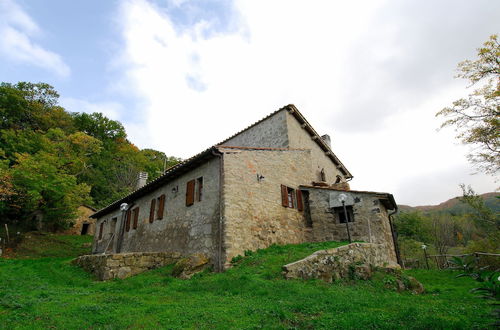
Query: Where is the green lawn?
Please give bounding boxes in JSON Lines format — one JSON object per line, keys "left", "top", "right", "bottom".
{"left": 0, "top": 240, "right": 495, "bottom": 329}
{"left": 2, "top": 232, "right": 93, "bottom": 258}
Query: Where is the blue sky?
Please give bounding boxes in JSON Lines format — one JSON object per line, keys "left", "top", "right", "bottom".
{"left": 1, "top": 0, "right": 499, "bottom": 205}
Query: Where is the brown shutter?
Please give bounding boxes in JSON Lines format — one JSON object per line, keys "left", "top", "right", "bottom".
{"left": 133, "top": 207, "right": 139, "bottom": 229}
{"left": 149, "top": 199, "right": 156, "bottom": 223}
{"left": 125, "top": 209, "right": 131, "bottom": 232}
{"left": 297, "top": 189, "right": 303, "bottom": 211}
{"left": 281, "top": 184, "right": 288, "bottom": 207}
{"left": 157, "top": 194, "right": 165, "bottom": 219}
{"left": 99, "top": 222, "right": 103, "bottom": 240}
{"left": 186, "top": 180, "right": 195, "bottom": 206}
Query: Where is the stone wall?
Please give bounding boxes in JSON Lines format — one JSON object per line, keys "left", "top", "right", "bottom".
{"left": 305, "top": 188, "right": 397, "bottom": 264}
{"left": 285, "top": 111, "right": 346, "bottom": 183}
{"left": 221, "top": 148, "right": 313, "bottom": 264}
{"left": 73, "top": 252, "right": 182, "bottom": 280}
{"left": 221, "top": 110, "right": 289, "bottom": 148}
{"left": 283, "top": 242, "right": 399, "bottom": 282}
{"left": 60, "top": 205, "right": 96, "bottom": 235}
{"left": 92, "top": 158, "right": 222, "bottom": 267}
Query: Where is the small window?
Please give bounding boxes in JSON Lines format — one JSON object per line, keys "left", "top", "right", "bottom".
{"left": 98, "top": 222, "right": 104, "bottom": 240}
{"left": 110, "top": 217, "right": 117, "bottom": 234}
{"left": 281, "top": 184, "right": 296, "bottom": 208}
{"left": 196, "top": 177, "right": 203, "bottom": 202}
{"left": 132, "top": 207, "right": 139, "bottom": 229}
{"left": 157, "top": 194, "right": 165, "bottom": 219}
{"left": 334, "top": 206, "right": 354, "bottom": 223}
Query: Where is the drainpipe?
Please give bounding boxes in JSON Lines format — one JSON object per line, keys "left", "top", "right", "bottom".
{"left": 388, "top": 207, "right": 402, "bottom": 267}
{"left": 212, "top": 148, "right": 224, "bottom": 272}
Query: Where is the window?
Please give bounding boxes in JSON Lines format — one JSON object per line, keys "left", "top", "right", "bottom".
{"left": 132, "top": 207, "right": 140, "bottom": 229}
{"left": 186, "top": 179, "right": 195, "bottom": 206}
{"left": 157, "top": 194, "right": 165, "bottom": 219}
{"left": 110, "top": 217, "right": 117, "bottom": 235}
{"left": 334, "top": 206, "right": 354, "bottom": 223}
{"left": 281, "top": 185, "right": 298, "bottom": 208}
{"left": 98, "top": 222, "right": 104, "bottom": 240}
{"left": 196, "top": 177, "right": 203, "bottom": 202}
{"left": 149, "top": 198, "right": 156, "bottom": 223}
{"left": 125, "top": 209, "right": 131, "bottom": 232}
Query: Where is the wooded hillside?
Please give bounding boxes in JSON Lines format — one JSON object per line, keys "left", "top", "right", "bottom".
{"left": 0, "top": 82, "right": 180, "bottom": 230}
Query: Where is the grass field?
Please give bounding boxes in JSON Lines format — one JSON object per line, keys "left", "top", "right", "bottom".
{"left": 0, "top": 237, "right": 495, "bottom": 329}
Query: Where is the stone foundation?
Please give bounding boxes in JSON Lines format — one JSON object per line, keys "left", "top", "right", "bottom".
{"left": 73, "top": 252, "right": 182, "bottom": 280}
{"left": 283, "top": 243, "right": 399, "bottom": 282}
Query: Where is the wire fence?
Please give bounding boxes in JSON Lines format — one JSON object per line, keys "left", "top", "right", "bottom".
{"left": 403, "top": 252, "right": 500, "bottom": 270}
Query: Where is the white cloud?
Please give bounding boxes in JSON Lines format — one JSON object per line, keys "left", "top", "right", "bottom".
{"left": 0, "top": 0, "right": 70, "bottom": 77}
{"left": 112, "top": 0, "right": 499, "bottom": 205}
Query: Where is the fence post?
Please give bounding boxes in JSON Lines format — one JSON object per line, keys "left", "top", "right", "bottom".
{"left": 4, "top": 223, "right": 9, "bottom": 243}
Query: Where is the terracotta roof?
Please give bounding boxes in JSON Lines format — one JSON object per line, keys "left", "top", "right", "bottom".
{"left": 217, "top": 146, "right": 308, "bottom": 151}
{"left": 300, "top": 185, "right": 397, "bottom": 210}
{"left": 91, "top": 146, "right": 219, "bottom": 218}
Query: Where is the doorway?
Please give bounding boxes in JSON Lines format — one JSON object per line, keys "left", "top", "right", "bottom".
{"left": 81, "top": 223, "right": 90, "bottom": 235}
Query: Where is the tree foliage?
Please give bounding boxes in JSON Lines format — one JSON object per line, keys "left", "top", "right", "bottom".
{"left": 436, "top": 34, "right": 500, "bottom": 175}
{"left": 0, "top": 82, "right": 180, "bottom": 230}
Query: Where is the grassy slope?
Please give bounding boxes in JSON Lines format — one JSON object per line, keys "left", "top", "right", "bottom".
{"left": 0, "top": 240, "right": 495, "bottom": 329}
{"left": 2, "top": 232, "right": 93, "bottom": 259}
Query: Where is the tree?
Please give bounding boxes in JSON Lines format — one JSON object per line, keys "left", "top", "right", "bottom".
{"left": 436, "top": 34, "right": 500, "bottom": 175}
{"left": 459, "top": 184, "right": 499, "bottom": 231}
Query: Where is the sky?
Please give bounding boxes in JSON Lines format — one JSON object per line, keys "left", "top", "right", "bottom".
{"left": 1, "top": 0, "right": 499, "bottom": 206}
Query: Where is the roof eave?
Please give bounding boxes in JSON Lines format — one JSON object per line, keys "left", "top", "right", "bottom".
{"left": 91, "top": 147, "right": 218, "bottom": 219}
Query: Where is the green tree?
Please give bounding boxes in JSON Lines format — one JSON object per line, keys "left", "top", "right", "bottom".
{"left": 459, "top": 184, "right": 499, "bottom": 231}
{"left": 436, "top": 34, "right": 500, "bottom": 175}
{"left": 72, "top": 112, "right": 126, "bottom": 143}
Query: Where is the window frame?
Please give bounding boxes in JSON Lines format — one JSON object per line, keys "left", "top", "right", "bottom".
{"left": 196, "top": 177, "right": 203, "bottom": 202}
{"left": 334, "top": 205, "right": 355, "bottom": 224}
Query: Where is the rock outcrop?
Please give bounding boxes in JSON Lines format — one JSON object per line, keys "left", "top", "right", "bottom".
{"left": 283, "top": 242, "right": 399, "bottom": 282}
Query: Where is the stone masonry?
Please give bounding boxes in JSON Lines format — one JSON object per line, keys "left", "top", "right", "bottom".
{"left": 222, "top": 148, "right": 313, "bottom": 263}
{"left": 89, "top": 105, "right": 398, "bottom": 275}
{"left": 283, "top": 242, "right": 399, "bottom": 282}
{"left": 73, "top": 252, "right": 182, "bottom": 280}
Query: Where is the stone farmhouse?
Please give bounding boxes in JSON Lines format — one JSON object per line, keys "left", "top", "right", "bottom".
{"left": 91, "top": 105, "right": 399, "bottom": 271}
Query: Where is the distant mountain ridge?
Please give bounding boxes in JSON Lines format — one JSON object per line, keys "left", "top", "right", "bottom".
{"left": 399, "top": 192, "right": 499, "bottom": 215}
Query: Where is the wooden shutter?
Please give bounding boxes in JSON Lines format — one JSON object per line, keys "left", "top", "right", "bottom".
{"left": 149, "top": 199, "right": 156, "bottom": 223}
{"left": 186, "top": 180, "right": 195, "bottom": 206}
{"left": 281, "top": 184, "right": 288, "bottom": 207}
{"left": 296, "top": 189, "right": 303, "bottom": 211}
{"left": 157, "top": 194, "right": 165, "bottom": 219}
{"left": 99, "top": 222, "right": 104, "bottom": 240}
{"left": 125, "top": 209, "right": 131, "bottom": 232}
{"left": 132, "top": 207, "right": 139, "bottom": 229}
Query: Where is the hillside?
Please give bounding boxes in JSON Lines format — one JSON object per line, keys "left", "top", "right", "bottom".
{"left": 0, "top": 238, "right": 496, "bottom": 328}
{"left": 399, "top": 192, "right": 499, "bottom": 215}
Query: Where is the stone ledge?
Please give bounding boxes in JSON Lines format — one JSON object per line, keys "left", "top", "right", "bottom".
{"left": 72, "top": 252, "right": 183, "bottom": 281}
{"left": 282, "top": 243, "right": 399, "bottom": 282}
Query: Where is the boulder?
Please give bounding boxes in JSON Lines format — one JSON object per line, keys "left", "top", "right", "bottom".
{"left": 407, "top": 276, "right": 425, "bottom": 294}
{"left": 172, "top": 253, "right": 210, "bottom": 279}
